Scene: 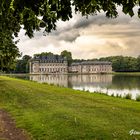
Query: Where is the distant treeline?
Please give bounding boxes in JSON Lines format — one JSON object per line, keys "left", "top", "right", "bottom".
{"left": 73, "top": 56, "right": 140, "bottom": 72}
{"left": 99, "top": 56, "right": 140, "bottom": 72}
{"left": 13, "top": 51, "right": 140, "bottom": 73}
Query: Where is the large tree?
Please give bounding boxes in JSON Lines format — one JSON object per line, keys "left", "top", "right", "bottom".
{"left": 0, "top": 0, "right": 140, "bottom": 71}
{"left": 61, "top": 50, "right": 72, "bottom": 65}
{"left": 0, "top": 32, "right": 20, "bottom": 72}
{"left": 14, "top": 55, "right": 32, "bottom": 73}
{"left": 137, "top": 56, "right": 140, "bottom": 71}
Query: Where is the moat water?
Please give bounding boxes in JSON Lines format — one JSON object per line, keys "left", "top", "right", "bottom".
{"left": 9, "top": 74, "right": 140, "bottom": 100}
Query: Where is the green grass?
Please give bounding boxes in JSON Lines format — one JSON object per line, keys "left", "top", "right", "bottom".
{"left": 113, "top": 72, "right": 140, "bottom": 75}
{"left": 0, "top": 76, "right": 140, "bottom": 140}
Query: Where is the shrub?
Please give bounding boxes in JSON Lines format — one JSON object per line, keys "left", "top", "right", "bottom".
{"left": 111, "top": 94, "right": 114, "bottom": 97}
{"left": 86, "top": 90, "right": 90, "bottom": 93}
{"left": 82, "top": 88, "right": 85, "bottom": 91}
{"left": 136, "top": 95, "right": 140, "bottom": 102}
{"left": 119, "top": 94, "right": 122, "bottom": 98}
{"left": 50, "top": 83, "right": 55, "bottom": 86}
{"left": 124, "top": 94, "right": 132, "bottom": 100}
{"left": 116, "top": 94, "right": 119, "bottom": 98}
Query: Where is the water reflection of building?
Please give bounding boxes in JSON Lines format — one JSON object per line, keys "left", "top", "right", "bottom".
{"left": 69, "top": 74, "right": 112, "bottom": 87}
{"left": 30, "top": 75, "right": 68, "bottom": 87}
{"left": 30, "top": 74, "right": 112, "bottom": 88}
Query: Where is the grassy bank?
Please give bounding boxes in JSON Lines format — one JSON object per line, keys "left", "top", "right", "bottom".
{"left": 0, "top": 76, "right": 140, "bottom": 140}
{"left": 113, "top": 72, "right": 140, "bottom": 75}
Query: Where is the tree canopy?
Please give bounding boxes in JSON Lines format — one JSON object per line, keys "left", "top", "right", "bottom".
{"left": 0, "top": 32, "right": 20, "bottom": 72}
{"left": 33, "top": 50, "right": 73, "bottom": 65}
{"left": 0, "top": 0, "right": 140, "bottom": 71}
{"left": 61, "top": 50, "right": 72, "bottom": 65}
{"left": 1, "top": 0, "right": 139, "bottom": 37}
{"left": 14, "top": 55, "right": 32, "bottom": 73}
{"left": 34, "top": 52, "right": 54, "bottom": 58}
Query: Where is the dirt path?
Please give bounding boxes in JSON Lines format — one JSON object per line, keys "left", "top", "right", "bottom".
{"left": 0, "top": 109, "right": 30, "bottom": 140}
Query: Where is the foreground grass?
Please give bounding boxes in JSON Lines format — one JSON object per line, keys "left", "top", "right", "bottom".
{"left": 0, "top": 76, "right": 140, "bottom": 140}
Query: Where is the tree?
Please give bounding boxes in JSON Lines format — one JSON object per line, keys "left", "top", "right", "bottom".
{"left": 0, "top": 32, "right": 20, "bottom": 72}
{"left": 99, "top": 56, "right": 138, "bottom": 72}
{"left": 61, "top": 50, "right": 72, "bottom": 65}
{"left": 14, "top": 55, "right": 32, "bottom": 73}
{"left": 0, "top": 0, "right": 139, "bottom": 71}
{"left": 34, "top": 52, "right": 54, "bottom": 58}
{"left": 1, "top": 0, "right": 139, "bottom": 37}
{"left": 0, "top": 3, "right": 21, "bottom": 71}
{"left": 137, "top": 56, "right": 140, "bottom": 71}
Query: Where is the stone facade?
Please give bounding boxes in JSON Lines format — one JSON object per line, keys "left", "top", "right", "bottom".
{"left": 69, "top": 61, "right": 112, "bottom": 74}
{"left": 30, "top": 55, "right": 112, "bottom": 74}
{"left": 30, "top": 55, "right": 68, "bottom": 74}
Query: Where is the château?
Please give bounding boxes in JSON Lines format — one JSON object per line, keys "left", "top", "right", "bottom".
{"left": 29, "top": 55, "right": 112, "bottom": 74}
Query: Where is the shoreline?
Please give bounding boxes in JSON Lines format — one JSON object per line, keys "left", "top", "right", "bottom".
{"left": 1, "top": 71, "right": 140, "bottom": 76}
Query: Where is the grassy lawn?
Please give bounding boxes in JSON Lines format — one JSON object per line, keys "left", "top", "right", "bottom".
{"left": 0, "top": 76, "right": 140, "bottom": 140}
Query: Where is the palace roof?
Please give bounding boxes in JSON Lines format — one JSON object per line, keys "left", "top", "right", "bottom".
{"left": 32, "top": 55, "right": 67, "bottom": 63}
{"left": 71, "top": 61, "right": 112, "bottom": 66}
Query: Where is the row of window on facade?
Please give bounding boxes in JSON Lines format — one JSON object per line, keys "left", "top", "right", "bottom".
{"left": 40, "top": 60, "right": 66, "bottom": 63}
{"left": 39, "top": 68, "right": 67, "bottom": 72}
{"left": 72, "top": 68, "right": 111, "bottom": 71}
{"left": 37, "top": 63, "right": 67, "bottom": 67}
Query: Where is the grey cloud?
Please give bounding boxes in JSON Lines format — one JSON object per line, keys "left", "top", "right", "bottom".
{"left": 27, "top": 10, "right": 140, "bottom": 43}
{"left": 125, "top": 40, "right": 140, "bottom": 55}
{"left": 73, "top": 6, "right": 140, "bottom": 29}
{"left": 73, "top": 15, "right": 132, "bottom": 29}
{"left": 48, "top": 25, "right": 81, "bottom": 42}
{"left": 98, "top": 30, "right": 140, "bottom": 38}
{"left": 104, "top": 42, "right": 125, "bottom": 54}
{"left": 57, "top": 31, "right": 80, "bottom": 42}
{"left": 105, "top": 40, "right": 140, "bottom": 57}
{"left": 49, "top": 13, "right": 140, "bottom": 42}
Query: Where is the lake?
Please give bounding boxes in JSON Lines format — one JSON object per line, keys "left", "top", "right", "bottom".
{"left": 9, "top": 74, "right": 140, "bottom": 100}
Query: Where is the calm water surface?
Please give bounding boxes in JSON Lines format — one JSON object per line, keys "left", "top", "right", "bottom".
{"left": 10, "top": 74, "right": 140, "bottom": 99}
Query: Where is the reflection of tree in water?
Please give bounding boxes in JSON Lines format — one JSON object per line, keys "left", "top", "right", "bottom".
{"left": 67, "top": 75, "right": 74, "bottom": 88}
{"left": 8, "top": 75, "right": 30, "bottom": 80}
{"left": 110, "top": 75, "right": 140, "bottom": 90}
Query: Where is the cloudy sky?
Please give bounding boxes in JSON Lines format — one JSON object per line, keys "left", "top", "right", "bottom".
{"left": 17, "top": 7, "right": 140, "bottom": 59}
